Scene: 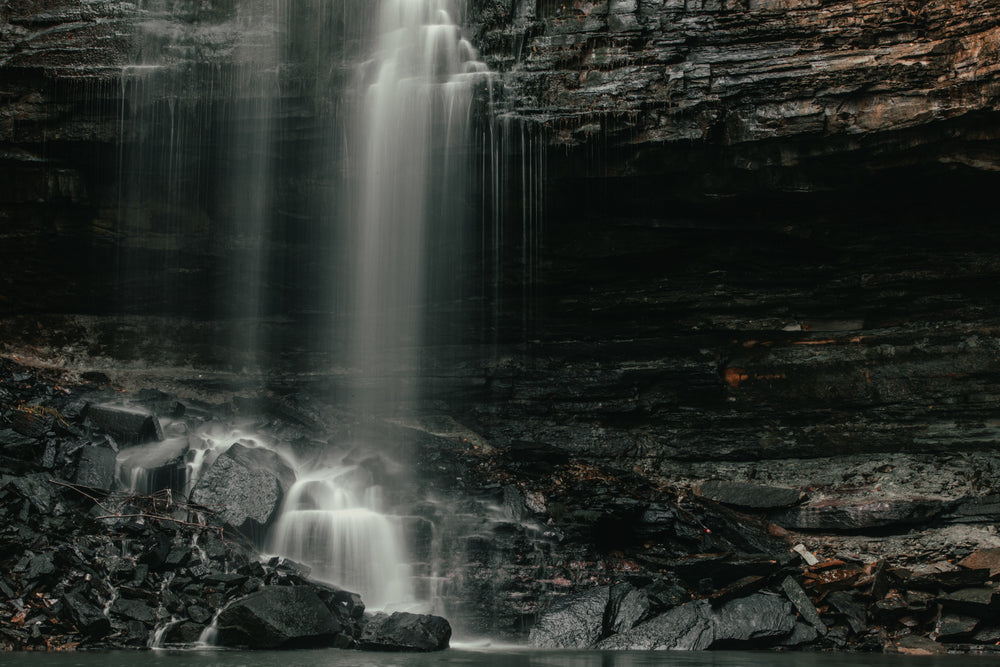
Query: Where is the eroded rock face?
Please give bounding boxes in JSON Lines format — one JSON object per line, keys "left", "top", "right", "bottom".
{"left": 475, "top": 0, "right": 1000, "bottom": 148}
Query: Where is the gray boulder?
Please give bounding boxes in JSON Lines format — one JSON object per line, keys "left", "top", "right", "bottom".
{"left": 359, "top": 611, "right": 451, "bottom": 652}
{"left": 75, "top": 443, "right": 118, "bottom": 490}
{"left": 712, "top": 593, "right": 797, "bottom": 646}
{"left": 190, "top": 444, "right": 294, "bottom": 537}
{"left": 216, "top": 586, "right": 343, "bottom": 649}
{"left": 86, "top": 403, "right": 163, "bottom": 445}
{"left": 596, "top": 600, "right": 716, "bottom": 650}
{"left": 596, "top": 593, "right": 796, "bottom": 650}
{"left": 604, "top": 581, "right": 651, "bottom": 635}
{"left": 528, "top": 586, "right": 610, "bottom": 648}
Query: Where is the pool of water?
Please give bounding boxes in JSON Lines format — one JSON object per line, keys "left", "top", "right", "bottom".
{"left": 4, "top": 646, "right": 998, "bottom": 667}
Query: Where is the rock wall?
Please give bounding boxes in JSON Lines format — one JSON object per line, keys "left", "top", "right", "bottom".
{"left": 3, "top": 1, "right": 1000, "bottom": 468}
{"left": 476, "top": 0, "right": 1000, "bottom": 148}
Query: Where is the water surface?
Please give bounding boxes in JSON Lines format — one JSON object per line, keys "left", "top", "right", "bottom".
{"left": 4, "top": 647, "right": 997, "bottom": 667}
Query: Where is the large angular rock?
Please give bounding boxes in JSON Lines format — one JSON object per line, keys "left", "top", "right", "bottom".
{"left": 604, "top": 582, "right": 650, "bottom": 636}
{"left": 595, "top": 600, "right": 715, "bottom": 650}
{"left": 62, "top": 591, "right": 112, "bottom": 638}
{"left": 75, "top": 443, "right": 118, "bottom": 490}
{"left": 190, "top": 444, "right": 294, "bottom": 536}
{"left": 86, "top": 403, "right": 163, "bottom": 445}
{"left": 216, "top": 586, "right": 343, "bottom": 649}
{"left": 528, "top": 586, "right": 609, "bottom": 648}
{"left": 711, "top": 593, "right": 797, "bottom": 647}
{"left": 359, "top": 611, "right": 451, "bottom": 652}
{"left": 596, "top": 594, "right": 796, "bottom": 650}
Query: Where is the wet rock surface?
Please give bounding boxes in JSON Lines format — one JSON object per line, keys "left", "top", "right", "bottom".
{"left": 5, "top": 354, "right": 1000, "bottom": 654}
{"left": 358, "top": 612, "right": 452, "bottom": 652}
{"left": 0, "top": 357, "right": 450, "bottom": 652}
{"left": 216, "top": 585, "right": 345, "bottom": 649}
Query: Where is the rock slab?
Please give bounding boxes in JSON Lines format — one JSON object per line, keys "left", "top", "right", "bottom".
{"left": 216, "top": 585, "right": 343, "bottom": 649}
{"left": 359, "top": 612, "right": 452, "bottom": 652}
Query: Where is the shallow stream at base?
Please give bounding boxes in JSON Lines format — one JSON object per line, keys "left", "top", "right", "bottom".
{"left": 3, "top": 647, "right": 998, "bottom": 667}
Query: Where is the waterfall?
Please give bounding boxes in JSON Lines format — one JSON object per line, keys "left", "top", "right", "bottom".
{"left": 266, "top": 0, "right": 489, "bottom": 610}
{"left": 117, "top": 0, "right": 539, "bottom": 620}
{"left": 346, "top": 0, "right": 487, "bottom": 411}
{"left": 268, "top": 469, "right": 413, "bottom": 609}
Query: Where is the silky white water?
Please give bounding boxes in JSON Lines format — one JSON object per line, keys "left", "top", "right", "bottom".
{"left": 348, "top": 0, "right": 488, "bottom": 409}
{"left": 265, "top": 1, "right": 488, "bottom": 609}
{"left": 121, "top": 0, "right": 495, "bottom": 615}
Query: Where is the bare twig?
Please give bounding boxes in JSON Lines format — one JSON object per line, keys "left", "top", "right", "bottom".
{"left": 48, "top": 479, "right": 116, "bottom": 515}
{"left": 92, "top": 513, "right": 224, "bottom": 534}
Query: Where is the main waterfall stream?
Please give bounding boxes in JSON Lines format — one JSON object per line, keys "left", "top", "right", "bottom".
{"left": 118, "top": 0, "right": 493, "bottom": 614}
{"left": 266, "top": 0, "right": 488, "bottom": 610}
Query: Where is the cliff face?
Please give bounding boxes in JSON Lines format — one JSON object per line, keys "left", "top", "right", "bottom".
{"left": 2, "top": 0, "right": 1000, "bottom": 470}
{"left": 476, "top": 0, "right": 1000, "bottom": 147}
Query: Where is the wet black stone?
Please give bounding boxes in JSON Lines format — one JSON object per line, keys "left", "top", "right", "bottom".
{"left": 711, "top": 593, "right": 797, "bottom": 648}
{"left": 187, "top": 563, "right": 211, "bottom": 579}
{"left": 62, "top": 590, "right": 112, "bottom": 638}
{"left": 644, "top": 573, "right": 692, "bottom": 612}
{"left": 216, "top": 585, "right": 344, "bottom": 650}
{"left": 190, "top": 444, "right": 293, "bottom": 537}
{"left": 41, "top": 439, "right": 57, "bottom": 469}
{"left": 25, "top": 551, "right": 56, "bottom": 582}
{"left": 781, "top": 576, "right": 826, "bottom": 635}
{"left": 935, "top": 613, "right": 980, "bottom": 642}
{"left": 187, "top": 604, "right": 212, "bottom": 624}
{"left": 595, "top": 600, "right": 716, "bottom": 650}
{"left": 359, "top": 611, "right": 452, "bottom": 652}
{"left": 938, "top": 587, "right": 1000, "bottom": 618}
{"left": 111, "top": 597, "right": 156, "bottom": 623}
{"left": 163, "top": 544, "right": 191, "bottom": 569}
{"left": 85, "top": 403, "right": 163, "bottom": 445}
{"left": 163, "top": 620, "right": 206, "bottom": 645}
{"left": 75, "top": 443, "right": 118, "bottom": 490}
{"left": 604, "top": 581, "right": 650, "bottom": 635}
{"left": 202, "top": 571, "right": 247, "bottom": 588}
{"left": 777, "top": 622, "right": 820, "bottom": 647}
{"left": 313, "top": 582, "right": 365, "bottom": 621}
{"left": 896, "top": 565, "right": 992, "bottom": 592}
{"left": 528, "top": 586, "right": 609, "bottom": 648}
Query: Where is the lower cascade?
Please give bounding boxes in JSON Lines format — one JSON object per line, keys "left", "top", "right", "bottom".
{"left": 267, "top": 469, "right": 414, "bottom": 610}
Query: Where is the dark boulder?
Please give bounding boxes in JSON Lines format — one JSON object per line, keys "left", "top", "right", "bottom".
{"left": 528, "top": 586, "right": 609, "bottom": 648}
{"left": 595, "top": 600, "right": 715, "bottom": 650}
{"left": 711, "top": 593, "right": 797, "bottom": 647}
{"left": 780, "top": 576, "right": 826, "bottom": 635}
{"left": 75, "top": 442, "right": 118, "bottom": 489}
{"left": 111, "top": 597, "right": 156, "bottom": 624}
{"left": 938, "top": 587, "right": 1000, "bottom": 618}
{"left": 216, "top": 585, "right": 344, "bottom": 649}
{"left": 86, "top": 403, "right": 163, "bottom": 445}
{"left": 190, "top": 444, "right": 294, "bottom": 538}
{"left": 935, "top": 613, "right": 980, "bottom": 642}
{"left": 358, "top": 611, "right": 451, "bottom": 652}
{"left": 596, "top": 594, "right": 796, "bottom": 650}
{"left": 62, "top": 591, "right": 112, "bottom": 638}
{"left": 826, "top": 591, "right": 868, "bottom": 634}
{"left": 604, "top": 581, "right": 650, "bottom": 636}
